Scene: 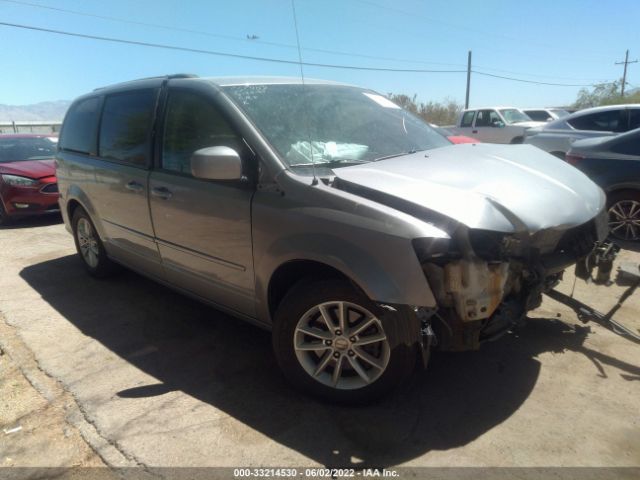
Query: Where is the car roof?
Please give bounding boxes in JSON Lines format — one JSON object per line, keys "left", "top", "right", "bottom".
{"left": 570, "top": 104, "right": 640, "bottom": 115}
{"left": 462, "top": 106, "right": 521, "bottom": 112}
{"left": 92, "top": 74, "right": 351, "bottom": 92}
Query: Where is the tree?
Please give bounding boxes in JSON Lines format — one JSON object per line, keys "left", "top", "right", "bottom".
{"left": 573, "top": 80, "right": 640, "bottom": 109}
{"left": 388, "top": 94, "right": 462, "bottom": 126}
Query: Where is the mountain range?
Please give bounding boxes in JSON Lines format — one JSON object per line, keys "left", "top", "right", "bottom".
{"left": 0, "top": 101, "right": 71, "bottom": 122}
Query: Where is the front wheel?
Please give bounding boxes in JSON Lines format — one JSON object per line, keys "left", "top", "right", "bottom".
{"left": 272, "top": 279, "right": 419, "bottom": 403}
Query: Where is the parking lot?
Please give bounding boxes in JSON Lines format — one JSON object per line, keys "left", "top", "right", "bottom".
{"left": 1, "top": 216, "right": 639, "bottom": 471}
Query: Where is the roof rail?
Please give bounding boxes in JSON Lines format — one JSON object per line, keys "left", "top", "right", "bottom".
{"left": 93, "top": 73, "right": 198, "bottom": 91}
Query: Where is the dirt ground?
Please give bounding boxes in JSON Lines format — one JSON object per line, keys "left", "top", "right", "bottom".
{"left": 1, "top": 215, "right": 639, "bottom": 477}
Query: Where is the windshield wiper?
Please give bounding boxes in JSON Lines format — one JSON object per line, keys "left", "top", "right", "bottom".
{"left": 290, "top": 159, "right": 370, "bottom": 168}
{"left": 373, "top": 149, "right": 425, "bottom": 162}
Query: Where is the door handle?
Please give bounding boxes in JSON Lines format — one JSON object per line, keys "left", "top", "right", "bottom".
{"left": 125, "top": 180, "right": 144, "bottom": 193}
{"left": 151, "top": 186, "right": 172, "bottom": 200}
{"left": 472, "top": 130, "right": 478, "bottom": 134}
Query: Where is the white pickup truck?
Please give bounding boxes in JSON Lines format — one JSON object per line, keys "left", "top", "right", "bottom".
{"left": 454, "top": 107, "right": 545, "bottom": 144}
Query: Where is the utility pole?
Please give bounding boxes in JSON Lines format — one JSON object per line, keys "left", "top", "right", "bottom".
{"left": 465, "top": 50, "right": 472, "bottom": 109}
{"left": 615, "top": 50, "right": 638, "bottom": 96}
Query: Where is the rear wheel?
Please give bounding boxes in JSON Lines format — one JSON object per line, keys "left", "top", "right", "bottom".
{"left": 72, "top": 207, "right": 119, "bottom": 277}
{"left": 607, "top": 190, "right": 640, "bottom": 241}
{"left": 272, "top": 279, "right": 419, "bottom": 403}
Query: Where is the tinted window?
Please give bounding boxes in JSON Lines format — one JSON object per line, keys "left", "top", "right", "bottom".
{"left": 60, "top": 97, "right": 101, "bottom": 154}
{"left": 98, "top": 89, "right": 157, "bottom": 166}
{"left": 611, "top": 135, "right": 640, "bottom": 156}
{"left": 525, "top": 110, "right": 551, "bottom": 122}
{"left": 568, "top": 109, "right": 626, "bottom": 132}
{"left": 162, "top": 90, "right": 241, "bottom": 174}
{"left": 475, "top": 110, "right": 501, "bottom": 127}
{"left": 629, "top": 109, "right": 640, "bottom": 130}
{"left": 460, "top": 111, "right": 475, "bottom": 127}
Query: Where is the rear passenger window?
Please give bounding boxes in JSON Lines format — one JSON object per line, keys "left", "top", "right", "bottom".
{"left": 60, "top": 97, "right": 101, "bottom": 154}
{"left": 568, "top": 110, "right": 626, "bottom": 132}
{"left": 460, "top": 111, "right": 475, "bottom": 127}
{"left": 98, "top": 89, "right": 157, "bottom": 166}
{"left": 162, "top": 90, "right": 241, "bottom": 175}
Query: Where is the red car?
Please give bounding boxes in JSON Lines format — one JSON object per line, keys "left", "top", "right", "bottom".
{"left": 433, "top": 126, "right": 479, "bottom": 144}
{"left": 0, "top": 134, "right": 59, "bottom": 225}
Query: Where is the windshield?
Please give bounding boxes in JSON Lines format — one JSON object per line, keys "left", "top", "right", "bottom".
{"left": 222, "top": 84, "right": 450, "bottom": 168}
{"left": 499, "top": 109, "right": 532, "bottom": 124}
{"left": 550, "top": 109, "right": 569, "bottom": 118}
{"left": 0, "top": 137, "right": 57, "bottom": 163}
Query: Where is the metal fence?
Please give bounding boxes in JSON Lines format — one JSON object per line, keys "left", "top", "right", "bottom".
{"left": 0, "top": 121, "right": 62, "bottom": 134}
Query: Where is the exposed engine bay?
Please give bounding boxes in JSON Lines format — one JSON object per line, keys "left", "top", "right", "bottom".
{"left": 413, "top": 211, "right": 610, "bottom": 351}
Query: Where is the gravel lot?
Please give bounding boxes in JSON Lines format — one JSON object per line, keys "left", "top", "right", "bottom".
{"left": 1, "top": 215, "right": 639, "bottom": 473}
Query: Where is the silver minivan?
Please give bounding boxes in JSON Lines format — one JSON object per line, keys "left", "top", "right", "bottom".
{"left": 57, "top": 75, "right": 607, "bottom": 402}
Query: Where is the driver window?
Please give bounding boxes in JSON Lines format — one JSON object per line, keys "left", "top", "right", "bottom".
{"left": 162, "top": 90, "right": 243, "bottom": 174}
{"left": 488, "top": 110, "right": 502, "bottom": 125}
{"left": 475, "top": 110, "right": 493, "bottom": 127}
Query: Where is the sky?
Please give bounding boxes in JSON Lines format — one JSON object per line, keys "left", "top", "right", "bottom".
{"left": 1, "top": 0, "right": 639, "bottom": 108}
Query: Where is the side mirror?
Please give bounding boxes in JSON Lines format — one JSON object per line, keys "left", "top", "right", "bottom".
{"left": 491, "top": 120, "right": 505, "bottom": 128}
{"left": 191, "top": 146, "right": 243, "bottom": 181}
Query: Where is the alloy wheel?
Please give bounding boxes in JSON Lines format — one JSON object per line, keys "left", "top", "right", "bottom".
{"left": 608, "top": 200, "right": 640, "bottom": 241}
{"left": 76, "top": 217, "right": 100, "bottom": 268}
{"left": 293, "top": 301, "right": 390, "bottom": 390}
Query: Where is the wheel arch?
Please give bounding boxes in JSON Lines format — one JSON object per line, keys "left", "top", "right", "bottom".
{"left": 267, "top": 259, "right": 363, "bottom": 320}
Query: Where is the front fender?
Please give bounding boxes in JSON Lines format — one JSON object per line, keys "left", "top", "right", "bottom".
{"left": 254, "top": 231, "right": 437, "bottom": 325}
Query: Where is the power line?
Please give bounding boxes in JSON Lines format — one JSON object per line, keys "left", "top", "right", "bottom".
{"left": 0, "top": 21, "right": 613, "bottom": 87}
{"left": 0, "top": 0, "right": 466, "bottom": 68}
{"left": 353, "top": 0, "right": 619, "bottom": 60}
{"left": 471, "top": 70, "right": 599, "bottom": 87}
{"left": 1, "top": 0, "right": 614, "bottom": 78}
{"left": 0, "top": 21, "right": 466, "bottom": 73}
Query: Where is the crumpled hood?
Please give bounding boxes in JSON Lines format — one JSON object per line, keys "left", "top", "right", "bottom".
{"left": 0, "top": 159, "right": 55, "bottom": 179}
{"left": 333, "top": 143, "right": 605, "bottom": 233}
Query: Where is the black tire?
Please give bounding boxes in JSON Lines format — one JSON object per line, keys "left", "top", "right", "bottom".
{"left": 0, "top": 200, "right": 11, "bottom": 226}
{"left": 510, "top": 136, "right": 524, "bottom": 144}
{"left": 607, "top": 190, "right": 640, "bottom": 242}
{"left": 272, "top": 279, "right": 420, "bottom": 404}
{"left": 71, "top": 207, "right": 119, "bottom": 277}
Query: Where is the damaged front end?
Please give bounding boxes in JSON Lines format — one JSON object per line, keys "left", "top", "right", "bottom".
{"left": 413, "top": 210, "right": 609, "bottom": 351}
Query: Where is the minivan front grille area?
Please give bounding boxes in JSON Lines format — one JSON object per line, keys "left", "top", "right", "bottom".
{"left": 40, "top": 183, "right": 59, "bottom": 194}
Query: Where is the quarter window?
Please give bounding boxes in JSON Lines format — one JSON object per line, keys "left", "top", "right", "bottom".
{"left": 98, "top": 89, "right": 157, "bottom": 166}
{"left": 60, "top": 97, "right": 101, "bottom": 154}
{"left": 162, "top": 90, "right": 242, "bottom": 175}
{"left": 460, "top": 110, "right": 475, "bottom": 127}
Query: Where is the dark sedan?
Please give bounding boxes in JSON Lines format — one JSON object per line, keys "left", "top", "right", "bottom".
{"left": 566, "top": 128, "right": 640, "bottom": 241}
{"left": 0, "top": 134, "right": 59, "bottom": 225}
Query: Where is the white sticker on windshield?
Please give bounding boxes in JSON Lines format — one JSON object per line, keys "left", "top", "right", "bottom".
{"left": 363, "top": 92, "right": 401, "bottom": 109}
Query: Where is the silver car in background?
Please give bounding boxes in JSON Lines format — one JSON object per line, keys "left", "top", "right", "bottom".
{"left": 525, "top": 104, "right": 640, "bottom": 158}
{"left": 56, "top": 75, "right": 607, "bottom": 403}
{"left": 522, "top": 108, "right": 570, "bottom": 122}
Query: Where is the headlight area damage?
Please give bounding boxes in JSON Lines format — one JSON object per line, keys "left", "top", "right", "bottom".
{"left": 411, "top": 213, "right": 607, "bottom": 351}
{"left": 331, "top": 143, "right": 610, "bottom": 353}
